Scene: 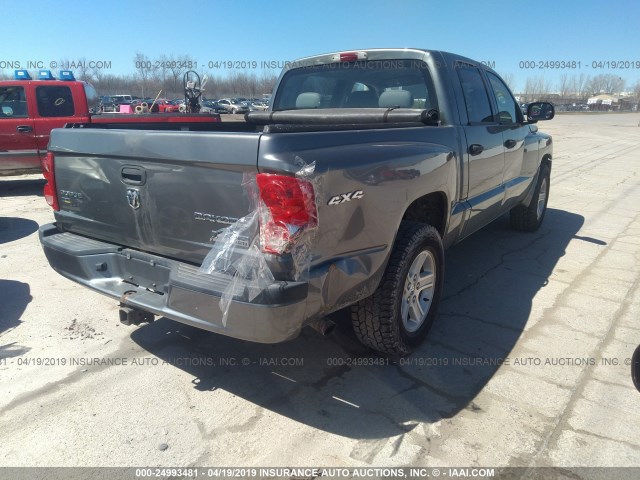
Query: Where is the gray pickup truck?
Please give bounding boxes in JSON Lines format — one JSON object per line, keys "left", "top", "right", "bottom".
{"left": 39, "top": 49, "right": 554, "bottom": 355}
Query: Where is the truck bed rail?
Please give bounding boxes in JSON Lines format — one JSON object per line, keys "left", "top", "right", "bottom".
{"left": 246, "top": 108, "right": 440, "bottom": 126}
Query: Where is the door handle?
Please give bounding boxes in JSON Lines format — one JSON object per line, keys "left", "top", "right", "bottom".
{"left": 504, "top": 139, "right": 517, "bottom": 149}
{"left": 468, "top": 144, "right": 484, "bottom": 156}
{"left": 16, "top": 125, "right": 33, "bottom": 133}
{"left": 121, "top": 166, "right": 146, "bottom": 185}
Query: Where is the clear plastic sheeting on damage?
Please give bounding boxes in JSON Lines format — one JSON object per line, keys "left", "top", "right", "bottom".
{"left": 200, "top": 162, "right": 319, "bottom": 325}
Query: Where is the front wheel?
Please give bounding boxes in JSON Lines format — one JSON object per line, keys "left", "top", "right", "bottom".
{"left": 510, "top": 163, "right": 550, "bottom": 232}
{"left": 351, "top": 221, "right": 444, "bottom": 356}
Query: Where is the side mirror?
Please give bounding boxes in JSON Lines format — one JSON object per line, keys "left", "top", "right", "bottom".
{"left": 527, "top": 102, "right": 555, "bottom": 122}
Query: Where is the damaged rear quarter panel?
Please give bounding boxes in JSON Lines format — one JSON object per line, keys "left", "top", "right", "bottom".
{"left": 257, "top": 126, "right": 459, "bottom": 318}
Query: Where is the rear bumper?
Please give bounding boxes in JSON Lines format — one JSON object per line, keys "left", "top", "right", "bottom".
{"left": 39, "top": 224, "right": 309, "bottom": 343}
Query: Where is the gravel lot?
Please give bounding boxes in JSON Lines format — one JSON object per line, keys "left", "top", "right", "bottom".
{"left": 1, "top": 113, "right": 640, "bottom": 472}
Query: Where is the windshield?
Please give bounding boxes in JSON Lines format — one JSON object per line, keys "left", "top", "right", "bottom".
{"left": 273, "top": 59, "right": 438, "bottom": 111}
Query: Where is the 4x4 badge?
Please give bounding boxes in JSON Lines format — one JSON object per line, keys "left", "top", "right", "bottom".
{"left": 327, "top": 190, "right": 364, "bottom": 206}
{"left": 127, "top": 189, "right": 140, "bottom": 210}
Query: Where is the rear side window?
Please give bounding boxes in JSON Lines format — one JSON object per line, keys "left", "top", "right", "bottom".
{"left": 456, "top": 65, "right": 494, "bottom": 124}
{"left": 36, "top": 86, "right": 75, "bottom": 117}
{"left": 273, "top": 59, "right": 438, "bottom": 111}
{"left": 0, "top": 86, "right": 28, "bottom": 118}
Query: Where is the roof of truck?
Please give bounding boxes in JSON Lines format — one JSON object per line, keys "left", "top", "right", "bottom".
{"left": 285, "top": 48, "right": 495, "bottom": 76}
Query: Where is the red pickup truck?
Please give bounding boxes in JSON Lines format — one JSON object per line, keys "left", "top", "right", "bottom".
{"left": 0, "top": 70, "right": 221, "bottom": 176}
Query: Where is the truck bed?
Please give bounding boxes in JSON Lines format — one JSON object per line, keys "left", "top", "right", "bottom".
{"left": 49, "top": 128, "right": 261, "bottom": 265}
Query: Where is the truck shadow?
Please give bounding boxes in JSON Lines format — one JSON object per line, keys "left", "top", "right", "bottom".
{"left": 0, "top": 217, "right": 40, "bottom": 244}
{"left": 131, "top": 208, "right": 586, "bottom": 439}
{"left": 0, "top": 178, "right": 45, "bottom": 198}
{"left": 0, "top": 280, "right": 32, "bottom": 338}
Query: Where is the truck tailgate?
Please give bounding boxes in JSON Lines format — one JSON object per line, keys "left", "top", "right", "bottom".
{"left": 48, "top": 128, "right": 261, "bottom": 265}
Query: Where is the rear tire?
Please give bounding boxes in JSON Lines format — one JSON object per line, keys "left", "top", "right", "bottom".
{"left": 632, "top": 344, "right": 640, "bottom": 392}
{"left": 351, "top": 221, "right": 444, "bottom": 356}
{"left": 510, "top": 163, "right": 550, "bottom": 232}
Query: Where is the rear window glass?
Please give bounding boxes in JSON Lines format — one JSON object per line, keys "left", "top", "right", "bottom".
{"left": 83, "top": 83, "right": 99, "bottom": 112}
{"left": 273, "top": 59, "right": 438, "bottom": 111}
{"left": 36, "top": 86, "right": 75, "bottom": 117}
{"left": 0, "top": 86, "right": 28, "bottom": 118}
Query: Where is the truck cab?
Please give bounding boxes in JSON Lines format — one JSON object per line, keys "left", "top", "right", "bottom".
{"left": 0, "top": 70, "right": 97, "bottom": 175}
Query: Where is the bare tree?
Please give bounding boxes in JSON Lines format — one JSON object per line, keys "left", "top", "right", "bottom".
{"left": 577, "top": 74, "right": 590, "bottom": 98}
{"left": 133, "top": 52, "right": 157, "bottom": 97}
{"left": 558, "top": 74, "right": 570, "bottom": 98}
{"left": 566, "top": 74, "right": 590, "bottom": 98}
{"left": 524, "top": 77, "right": 536, "bottom": 96}
{"left": 258, "top": 71, "right": 278, "bottom": 96}
{"left": 203, "top": 73, "right": 220, "bottom": 99}
{"left": 524, "top": 76, "right": 551, "bottom": 98}
{"left": 586, "top": 75, "right": 603, "bottom": 95}
{"left": 167, "top": 56, "right": 185, "bottom": 95}
{"left": 76, "top": 57, "right": 92, "bottom": 82}
{"left": 587, "top": 74, "right": 625, "bottom": 95}
{"left": 157, "top": 54, "right": 170, "bottom": 94}
{"left": 90, "top": 65, "right": 105, "bottom": 85}
{"left": 499, "top": 72, "right": 516, "bottom": 92}
{"left": 92, "top": 73, "right": 136, "bottom": 96}
{"left": 612, "top": 76, "right": 625, "bottom": 94}
{"left": 200, "top": 71, "right": 277, "bottom": 99}
{"left": 165, "top": 54, "right": 197, "bottom": 97}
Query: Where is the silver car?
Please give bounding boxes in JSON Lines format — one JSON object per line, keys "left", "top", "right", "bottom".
{"left": 217, "top": 98, "right": 250, "bottom": 114}
{"left": 251, "top": 100, "right": 269, "bottom": 111}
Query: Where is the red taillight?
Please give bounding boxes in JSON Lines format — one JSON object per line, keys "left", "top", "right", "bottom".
{"left": 331, "top": 52, "right": 368, "bottom": 63}
{"left": 255, "top": 173, "right": 317, "bottom": 254}
{"left": 40, "top": 151, "right": 59, "bottom": 211}
{"left": 340, "top": 53, "right": 359, "bottom": 62}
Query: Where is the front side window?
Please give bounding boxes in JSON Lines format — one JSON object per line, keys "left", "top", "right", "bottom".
{"left": 487, "top": 72, "right": 519, "bottom": 124}
{"left": 36, "top": 86, "right": 75, "bottom": 117}
{"left": 273, "top": 59, "right": 438, "bottom": 111}
{"left": 456, "top": 65, "right": 494, "bottom": 124}
{"left": 0, "top": 86, "right": 28, "bottom": 118}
